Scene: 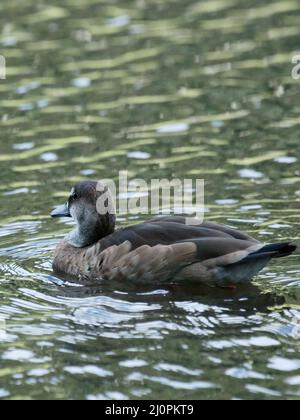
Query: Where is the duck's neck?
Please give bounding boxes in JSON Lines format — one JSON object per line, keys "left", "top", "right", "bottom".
{"left": 66, "top": 215, "right": 116, "bottom": 248}
{"left": 66, "top": 228, "right": 93, "bottom": 248}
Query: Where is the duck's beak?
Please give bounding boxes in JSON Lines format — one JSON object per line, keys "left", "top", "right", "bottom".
{"left": 51, "top": 203, "right": 71, "bottom": 218}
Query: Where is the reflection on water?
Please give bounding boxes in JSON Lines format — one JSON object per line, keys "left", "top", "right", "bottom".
{"left": 0, "top": 0, "right": 300, "bottom": 400}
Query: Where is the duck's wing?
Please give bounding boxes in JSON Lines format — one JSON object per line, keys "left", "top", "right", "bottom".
{"left": 149, "top": 216, "right": 259, "bottom": 243}
{"left": 84, "top": 220, "right": 295, "bottom": 285}
{"left": 98, "top": 219, "right": 257, "bottom": 253}
{"left": 94, "top": 241, "right": 198, "bottom": 283}
{"left": 93, "top": 239, "right": 296, "bottom": 285}
{"left": 90, "top": 236, "right": 264, "bottom": 284}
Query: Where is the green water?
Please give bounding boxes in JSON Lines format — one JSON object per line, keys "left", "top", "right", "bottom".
{"left": 0, "top": 0, "right": 300, "bottom": 400}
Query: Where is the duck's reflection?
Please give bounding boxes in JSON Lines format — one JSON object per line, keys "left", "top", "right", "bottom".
{"left": 52, "top": 271, "right": 286, "bottom": 315}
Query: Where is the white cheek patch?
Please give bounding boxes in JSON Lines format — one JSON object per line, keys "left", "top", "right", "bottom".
{"left": 70, "top": 188, "right": 75, "bottom": 195}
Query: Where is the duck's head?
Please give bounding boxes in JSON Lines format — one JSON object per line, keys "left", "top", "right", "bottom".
{"left": 51, "top": 181, "right": 116, "bottom": 248}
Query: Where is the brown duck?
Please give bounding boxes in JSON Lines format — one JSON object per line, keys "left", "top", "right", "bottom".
{"left": 51, "top": 181, "right": 297, "bottom": 287}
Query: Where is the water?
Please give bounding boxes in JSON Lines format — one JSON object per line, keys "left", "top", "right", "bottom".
{"left": 0, "top": 0, "right": 300, "bottom": 400}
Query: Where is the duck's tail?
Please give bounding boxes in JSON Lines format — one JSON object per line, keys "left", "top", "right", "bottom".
{"left": 241, "top": 242, "right": 297, "bottom": 263}
{"left": 211, "top": 242, "right": 297, "bottom": 287}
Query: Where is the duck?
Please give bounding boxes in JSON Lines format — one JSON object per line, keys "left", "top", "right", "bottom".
{"left": 51, "top": 181, "right": 297, "bottom": 287}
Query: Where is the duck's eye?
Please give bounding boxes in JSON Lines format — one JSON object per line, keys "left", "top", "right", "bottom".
{"left": 71, "top": 192, "right": 78, "bottom": 200}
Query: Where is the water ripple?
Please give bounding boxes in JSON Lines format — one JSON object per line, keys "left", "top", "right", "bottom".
{"left": 0, "top": 0, "right": 300, "bottom": 400}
